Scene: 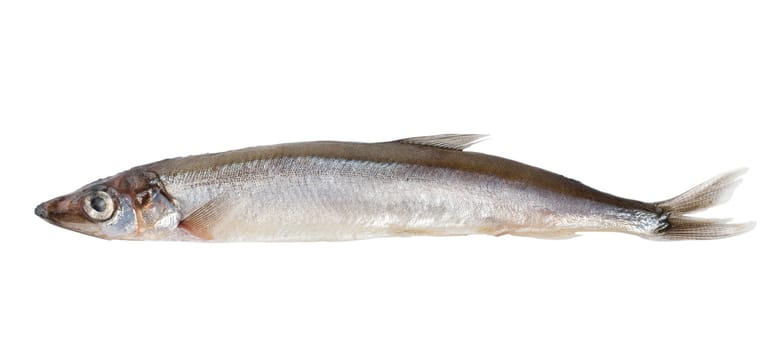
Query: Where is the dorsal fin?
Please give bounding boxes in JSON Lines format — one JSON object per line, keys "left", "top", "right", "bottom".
{"left": 394, "top": 134, "right": 488, "bottom": 151}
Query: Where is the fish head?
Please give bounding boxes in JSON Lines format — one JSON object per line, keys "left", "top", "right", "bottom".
{"left": 35, "top": 170, "right": 182, "bottom": 240}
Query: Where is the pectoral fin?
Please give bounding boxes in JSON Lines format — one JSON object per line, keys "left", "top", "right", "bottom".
{"left": 178, "top": 197, "right": 229, "bottom": 241}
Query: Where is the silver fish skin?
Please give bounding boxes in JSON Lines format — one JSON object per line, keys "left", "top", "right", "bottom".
{"left": 35, "top": 134, "right": 754, "bottom": 241}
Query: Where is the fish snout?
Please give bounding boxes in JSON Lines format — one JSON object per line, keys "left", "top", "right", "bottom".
{"left": 35, "top": 202, "right": 48, "bottom": 219}
{"left": 35, "top": 195, "right": 88, "bottom": 226}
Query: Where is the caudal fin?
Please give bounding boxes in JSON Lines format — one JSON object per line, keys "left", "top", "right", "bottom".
{"left": 653, "top": 168, "right": 755, "bottom": 240}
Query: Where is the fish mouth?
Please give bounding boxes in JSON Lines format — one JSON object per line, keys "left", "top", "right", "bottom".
{"left": 35, "top": 197, "right": 61, "bottom": 221}
{"left": 34, "top": 200, "right": 63, "bottom": 225}
{"left": 35, "top": 196, "right": 99, "bottom": 235}
{"left": 35, "top": 202, "right": 48, "bottom": 220}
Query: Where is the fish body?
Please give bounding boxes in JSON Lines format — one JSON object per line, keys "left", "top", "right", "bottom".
{"left": 35, "top": 134, "right": 754, "bottom": 241}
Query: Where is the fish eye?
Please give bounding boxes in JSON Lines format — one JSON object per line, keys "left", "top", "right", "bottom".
{"left": 83, "top": 191, "right": 115, "bottom": 221}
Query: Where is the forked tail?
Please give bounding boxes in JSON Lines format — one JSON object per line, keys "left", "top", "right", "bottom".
{"left": 653, "top": 168, "right": 755, "bottom": 240}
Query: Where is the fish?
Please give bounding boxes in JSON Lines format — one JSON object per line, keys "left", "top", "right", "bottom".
{"left": 35, "top": 134, "right": 755, "bottom": 241}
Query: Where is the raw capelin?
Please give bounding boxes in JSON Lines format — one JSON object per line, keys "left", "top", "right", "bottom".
{"left": 35, "top": 134, "right": 755, "bottom": 242}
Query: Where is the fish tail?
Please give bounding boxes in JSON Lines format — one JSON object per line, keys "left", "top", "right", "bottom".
{"left": 650, "top": 168, "right": 755, "bottom": 240}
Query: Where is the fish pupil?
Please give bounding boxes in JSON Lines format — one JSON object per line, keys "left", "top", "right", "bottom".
{"left": 90, "top": 196, "right": 107, "bottom": 212}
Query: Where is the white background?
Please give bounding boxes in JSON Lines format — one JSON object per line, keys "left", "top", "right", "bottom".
{"left": 1, "top": 1, "right": 776, "bottom": 349}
